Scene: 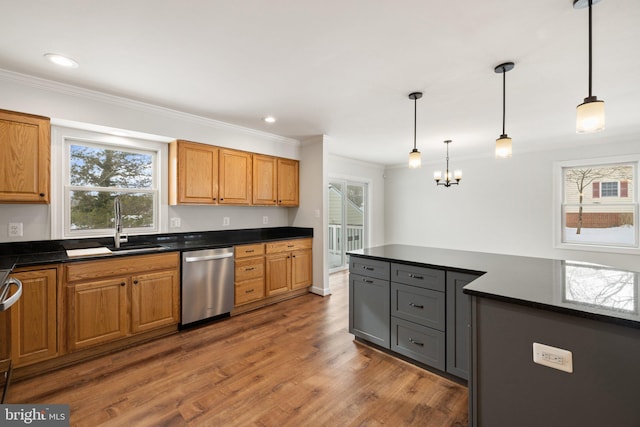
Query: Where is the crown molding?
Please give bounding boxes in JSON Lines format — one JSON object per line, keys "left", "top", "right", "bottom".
{"left": 0, "top": 68, "right": 299, "bottom": 146}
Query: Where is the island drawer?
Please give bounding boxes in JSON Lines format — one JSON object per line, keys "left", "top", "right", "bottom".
{"left": 391, "top": 282, "right": 445, "bottom": 331}
{"left": 391, "top": 317, "right": 445, "bottom": 371}
{"left": 391, "top": 263, "right": 445, "bottom": 291}
{"left": 349, "top": 257, "right": 390, "bottom": 281}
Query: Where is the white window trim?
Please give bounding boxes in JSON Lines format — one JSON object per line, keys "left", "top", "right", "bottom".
{"left": 553, "top": 155, "right": 640, "bottom": 255}
{"left": 51, "top": 125, "right": 169, "bottom": 240}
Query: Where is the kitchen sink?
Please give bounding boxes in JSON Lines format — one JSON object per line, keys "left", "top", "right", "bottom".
{"left": 109, "top": 245, "right": 168, "bottom": 254}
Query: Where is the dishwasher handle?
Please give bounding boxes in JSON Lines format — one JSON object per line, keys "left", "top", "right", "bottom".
{"left": 184, "top": 252, "right": 234, "bottom": 263}
{"left": 0, "top": 278, "right": 23, "bottom": 312}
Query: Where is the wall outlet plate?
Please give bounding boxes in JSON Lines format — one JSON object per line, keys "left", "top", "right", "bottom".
{"left": 223, "top": 217, "right": 230, "bottom": 226}
{"left": 8, "top": 222, "right": 23, "bottom": 237}
{"left": 533, "top": 342, "right": 573, "bottom": 373}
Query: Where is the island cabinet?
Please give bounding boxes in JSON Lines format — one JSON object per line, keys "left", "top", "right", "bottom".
{"left": 65, "top": 252, "right": 179, "bottom": 352}
{"left": 169, "top": 139, "right": 219, "bottom": 205}
{"left": 234, "top": 243, "right": 266, "bottom": 306}
{"left": 265, "top": 238, "right": 312, "bottom": 296}
{"left": 7, "top": 266, "right": 59, "bottom": 367}
{"left": 349, "top": 257, "right": 390, "bottom": 348}
{"left": 0, "top": 109, "right": 50, "bottom": 204}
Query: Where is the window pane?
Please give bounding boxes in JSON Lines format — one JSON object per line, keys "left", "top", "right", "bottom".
{"left": 70, "top": 144, "right": 153, "bottom": 189}
{"left": 563, "top": 164, "right": 633, "bottom": 205}
{"left": 600, "top": 182, "right": 618, "bottom": 197}
{"left": 564, "top": 262, "right": 637, "bottom": 313}
{"left": 563, "top": 204, "right": 636, "bottom": 246}
{"left": 70, "top": 191, "right": 154, "bottom": 231}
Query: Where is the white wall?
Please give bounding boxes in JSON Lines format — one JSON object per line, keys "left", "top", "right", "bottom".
{"left": 327, "top": 154, "right": 386, "bottom": 248}
{"left": 0, "top": 70, "right": 299, "bottom": 242}
{"left": 384, "top": 137, "right": 640, "bottom": 269}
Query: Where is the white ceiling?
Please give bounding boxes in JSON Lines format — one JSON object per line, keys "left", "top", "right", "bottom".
{"left": 1, "top": 0, "right": 639, "bottom": 165}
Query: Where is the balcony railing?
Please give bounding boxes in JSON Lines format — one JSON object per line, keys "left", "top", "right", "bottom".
{"left": 328, "top": 224, "right": 364, "bottom": 254}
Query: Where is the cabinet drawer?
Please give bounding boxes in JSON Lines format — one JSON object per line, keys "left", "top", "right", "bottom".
{"left": 235, "top": 257, "right": 264, "bottom": 281}
{"left": 391, "top": 263, "right": 444, "bottom": 291}
{"left": 235, "top": 278, "right": 265, "bottom": 305}
{"left": 349, "top": 257, "right": 390, "bottom": 281}
{"left": 65, "top": 252, "right": 179, "bottom": 282}
{"left": 391, "top": 317, "right": 445, "bottom": 371}
{"left": 391, "top": 282, "right": 445, "bottom": 331}
{"left": 266, "top": 238, "right": 312, "bottom": 253}
{"left": 235, "top": 243, "right": 265, "bottom": 258}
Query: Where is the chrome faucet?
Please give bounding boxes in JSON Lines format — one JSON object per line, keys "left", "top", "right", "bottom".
{"left": 114, "top": 196, "right": 128, "bottom": 248}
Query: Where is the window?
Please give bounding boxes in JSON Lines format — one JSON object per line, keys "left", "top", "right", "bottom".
{"left": 556, "top": 157, "right": 638, "bottom": 251}
{"left": 53, "top": 126, "right": 167, "bottom": 239}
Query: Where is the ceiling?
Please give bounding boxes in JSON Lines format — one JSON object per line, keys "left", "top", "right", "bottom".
{"left": 1, "top": 0, "right": 639, "bottom": 166}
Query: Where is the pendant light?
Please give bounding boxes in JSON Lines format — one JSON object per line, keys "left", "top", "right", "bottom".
{"left": 574, "top": 0, "right": 605, "bottom": 133}
{"left": 408, "top": 92, "right": 423, "bottom": 168}
{"left": 434, "top": 140, "right": 461, "bottom": 187}
{"left": 494, "top": 62, "right": 515, "bottom": 159}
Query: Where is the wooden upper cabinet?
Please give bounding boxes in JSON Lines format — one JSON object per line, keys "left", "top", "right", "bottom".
{"left": 219, "top": 148, "right": 252, "bottom": 205}
{"left": 0, "top": 109, "right": 50, "bottom": 203}
{"left": 169, "top": 140, "right": 218, "bottom": 205}
{"left": 277, "top": 158, "right": 299, "bottom": 206}
{"left": 252, "top": 154, "right": 278, "bottom": 205}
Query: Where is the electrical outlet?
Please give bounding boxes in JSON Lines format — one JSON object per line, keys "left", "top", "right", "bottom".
{"left": 170, "top": 217, "right": 181, "bottom": 228}
{"left": 533, "top": 342, "right": 573, "bottom": 373}
{"left": 8, "top": 222, "right": 23, "bottom": 237}
{"left": 263, "top": 216, "right": 269, "bottom": 225}
{"left": 223, "top": 217, "right": 230, "bottom": 226}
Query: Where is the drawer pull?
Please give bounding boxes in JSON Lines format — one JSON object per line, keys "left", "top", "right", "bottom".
{"left": 287, "top": 245, "right": 295, "bottom": 248}
{"left": 408, "top": 274, "right": 424, "bottom": 280}
{"left": 363, "top": 279, "right": 374, "bottom": 284}
{"left": 363, "top": 266, "right": 374, "bottom": 271}
{"left": 245, "top": 249, "right": 255, "bottom": 253}
{"left": 245, "top": 289, "right": 254, "bottom": 294}
{"left": 409, "top": 303, "right": 424, "bottom": 309}
{"left": 409, "top": 338, "right": 424, "bottom": 347}
{"left": 245, "top": 267, "right": 255, "bottom": 271}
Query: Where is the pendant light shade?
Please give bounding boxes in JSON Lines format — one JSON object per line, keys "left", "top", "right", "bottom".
{"left": 574, "top": 0, "right": 605, "bottom": 133}
{"left": 408, "top": 92, "right": 423, "bottom": 168}
{"left": 494, "top": 62, "right": 515, "bottom": 159}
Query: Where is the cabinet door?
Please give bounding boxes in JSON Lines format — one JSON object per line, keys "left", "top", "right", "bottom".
{"left": 252, "top": 154, "right": 277, "bottom": 205}
{"left": 131, "top": 270, "right": 179, "bottom": 334}
{"left": 349, "top": 273, "right": 390, "bottom": 348}
{"left": 170, "top": 140, "right": 218, "bottom": 205}
{"left": 0, "top": 109, "right": 50, "bottom": 203}
{"left": 68, "top": 277, "right": 128, "bottom": 351}
{"left": 446, "top": 271, "right": 478, "bottom": 380}
{"left": 291, "top": 249, "right": 312, "bottom": 290}
{"left": 10, "top": 269, "right": 57, "bottom": 366}
{"left": 265, "top": 252, "right": 291, "bottom": 296}
{"left": 219, "top": 148, "right": 252, "bottom": 205}
{"left": 276, "top": 158, "right": 299, "bottom": 206}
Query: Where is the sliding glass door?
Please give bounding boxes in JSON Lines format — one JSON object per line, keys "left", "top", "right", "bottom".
{"left": 328, "top": 180, "right": 368, "bottom": 271}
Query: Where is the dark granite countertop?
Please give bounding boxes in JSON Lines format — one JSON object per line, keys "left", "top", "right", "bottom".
{"left": 0, "top": 226, "right": 313, "bottom": 271}
{"left": 348, "top": 245, "right": 640, "bottom": 329}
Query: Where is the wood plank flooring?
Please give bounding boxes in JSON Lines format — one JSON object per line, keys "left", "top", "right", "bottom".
{"left": 8, "top": 271, "right": 468, "bottom": 426}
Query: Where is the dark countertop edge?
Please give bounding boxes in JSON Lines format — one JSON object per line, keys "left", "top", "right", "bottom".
{"left": 348, "top": 246, "right": 640, "bottom": 330}
{"left": 463, "top": 288, "right": 640, "bottom": 330}
{"left": 2, "top": 227, "right": 313, "bottom": 270}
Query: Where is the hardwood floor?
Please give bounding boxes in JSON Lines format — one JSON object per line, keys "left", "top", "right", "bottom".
{"left": 8, "top": 271, "right": 468, "bottom": 426}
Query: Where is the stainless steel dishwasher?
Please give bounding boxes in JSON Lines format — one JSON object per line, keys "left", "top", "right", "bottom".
{"left": 181, "top": 247, "right": 234, "bottom": 327}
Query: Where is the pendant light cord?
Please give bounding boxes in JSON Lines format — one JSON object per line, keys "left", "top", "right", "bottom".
{"left": 588, "top": 0, "right": 593, "bottom": 97}
{"left": 413, "top": 97, "right": 417, "bottom": 150}
{"left": 502, "top": 68, "right": 507, "bottom": 135}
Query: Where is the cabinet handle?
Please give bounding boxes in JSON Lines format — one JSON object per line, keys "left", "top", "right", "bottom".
{"left": 287, "top": 245, "right": 294, "bottom": 248}
{"left": 363, "top": 266, "right": 374, "bottom": 271}
{"left": 39, "top": 193, "right": 45, "bottom": 197}
{"left": 409, "top": 303, "right": 424, "bottom": 309}
{"left": 246, "top": 249, "right": 254, "bottom": 253}
{"left": 213, "top": 197, "right": 217, "bottom": 200}
{"left": 273, "top": 200, "right": 276, "bottom": 203}
{"left": 245, "top": 267, "right": 255, "bottom": 271}
{"left": 220, "top": 198, "right": 224, "bottom": 201}
{"left": 278, "top": 200, "right": 282, "bottom": 203}
{"left": 245, "top": 289, "right": 254, "bottom": 294}
{"left": 133, "top": 280, "right": 139, "bottom": 285}
{"left": 292, "top": 255, "right": 296, "bottom": 258}
{"left": 363, "top": 279, "right": 374, "bottom": 284}
{"left": 408, "top": 274, "right": 424, "bottom": 280}
{"left": 120, "top": 282, "right": 125, "bottom": 286}
{"left": 409, "top": 338, "right": 424, "bottom": 347}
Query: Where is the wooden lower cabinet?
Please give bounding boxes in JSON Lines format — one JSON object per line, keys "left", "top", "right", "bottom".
{"left": 291, "top": 249, "right": 312, "bottom": 290}
{"left": 65, "top": 252, "right": 180, "bottom": 352}
{"left": 265, "top": 238, "right": 312, "bottom": 296}
{"left": 265, "top": 252, "right": 291, "bottom": 296}
{"left": 8, "top": 267, "right": 58, "bottom": 367}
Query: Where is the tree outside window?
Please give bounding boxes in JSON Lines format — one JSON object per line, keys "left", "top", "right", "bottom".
{"left": 562, "top": 162, "right": 636, "bottom": 248}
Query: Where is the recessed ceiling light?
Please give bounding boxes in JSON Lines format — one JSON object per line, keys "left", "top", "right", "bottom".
{"left": 263, "top": 116, "right": 276, "bottom": 123}
{"left": 44, "top": 53, "right": 79, "bottom": 68}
